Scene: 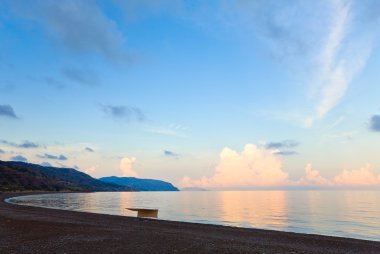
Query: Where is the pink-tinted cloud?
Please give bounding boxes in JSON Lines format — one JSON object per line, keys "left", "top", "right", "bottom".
{"left": 297, "top": 164, "right": 332, "bottom": 186}
{"left": 84, "top": 166, "right": 97, "bottom": 176}
{"left": 334, "top": 164, "right": 380, "bottom": 186}
{"left": 120, "top": 156, "right": 138, "bottom": 177}
{"left": 179, "top": 144, "right": 380, "bottom": 189}
{"left": 179, "top": 144, "right": 289, "bottom": 188}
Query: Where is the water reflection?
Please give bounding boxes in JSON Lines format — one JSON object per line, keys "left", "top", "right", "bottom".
{"left": 8, "top": 191, "right": 380, "bottom": 241}
{"left": 218, "top": 191, "right": 288, "bottom": 230}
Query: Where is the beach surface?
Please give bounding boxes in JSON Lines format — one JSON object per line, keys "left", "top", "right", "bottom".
{"left": 1, "top": 192, "right": 379, "bottom": 254}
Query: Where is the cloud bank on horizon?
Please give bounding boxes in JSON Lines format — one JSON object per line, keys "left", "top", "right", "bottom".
{"left": 179, "top": 144, "right": 380, "bottom": 189}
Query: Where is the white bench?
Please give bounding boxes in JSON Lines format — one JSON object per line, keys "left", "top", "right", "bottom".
{"left": 126, "top": 208, "right": 158, "bottom": 218}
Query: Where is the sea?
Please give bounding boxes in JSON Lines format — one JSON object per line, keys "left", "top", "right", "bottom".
{"left": 7, "top": 191, "right": 380, "bottom": 241}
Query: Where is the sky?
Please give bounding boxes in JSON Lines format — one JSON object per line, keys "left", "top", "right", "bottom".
{"left": 1, "top": 0, "right": 380, "bottom": 190}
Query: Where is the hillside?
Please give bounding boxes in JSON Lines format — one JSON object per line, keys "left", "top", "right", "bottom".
{"left": 0, "top": 161, "right": 134, "bottom": 192}
{"left": 99, "top": 176, "right": 179, "bottom": 191}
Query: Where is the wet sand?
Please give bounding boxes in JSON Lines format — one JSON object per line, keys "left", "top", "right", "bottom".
{"left": 1, "top": 192, "right": 379, "bottom": 254}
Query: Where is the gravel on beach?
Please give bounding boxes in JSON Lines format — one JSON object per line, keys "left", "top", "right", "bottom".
{"left": 1, "top": 192, "right": 379, "bottom": 254}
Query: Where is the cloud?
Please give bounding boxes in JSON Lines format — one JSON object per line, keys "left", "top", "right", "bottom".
{"left": 265, "top": 140, "right": 298, "bottom": 149}
{"left": 180, "top": 144, "right": 289, "bottom": 189}
{"left": 101, "top": 104, "right": 146, "bottom": 122}
{"left": 297, "top": 164, "right": 380, "bottom": 188}
{"left": 144, "top": 123, "right": 188, "bottom": 138}
{"left": 324, "top": 131, "right": 356, "bottom": 141}
{"left": 84, "top": 166, "right": 97, "bottom": 175}
{"left": 0, "top": 104, "right": 18, "bottom": 119}
{"left": 1, "top": 140, "right": 40, "bottom": 148}
{"left": 120, "top": 156, "right": 138, "bottom": 177}
{"left": 224, "top": 1, "right": 374, "bottom": 124}
{"left": 112, "top": 0, "right": 183, "bottom": 22}
{"left": 18, "top": 141, "right": 40, "bottom": 148}
{"left": 298, "top": 164, "right": 332, "bottom": 186}
{"left": 42, "top": 77, "right": 66, "bottom": 89}
{"left": 40, "top": 162, "right": 52, "bottom": 167}
{"left": 266, "top": 140, "right": 298, "bottom": 156}
{"left": 37, "top": 153, "right": 68, "bottom": 161}
{"left": 334, "top": 164, "right": 380, "bottom": 186}
{"left": 85, "top": 147, "right": 94, "bottom": 152}
{"left": 179, "top": 144, "right": 380, "bottom": 189}
{"left": 29, "top": 76, "right": 66, "bottom": 89}
{"left": 274, "top": 151, "right": 297, "bottom": 156}
{"left": 62, "top": 68, "right": 98, "bottom": 86}
{"left": 314, "top": 0, "right": 352, "bottom": 118}
{"left": 325, "top": 114, "right": 346, "bottom": 130}
{"left": 10, "top": 155, "right": 27, "bottom": 162}
{"left": 370, "top": 115, "right": 380, "bottom": 132}
{"left": 164, "top": 150, "right": 179, "bottom": 158}
{"left": 0, "top": 149, "right": 4, "bottom": 154}
{"left": 8, "top": 0, "right": 127, "bottom": 62}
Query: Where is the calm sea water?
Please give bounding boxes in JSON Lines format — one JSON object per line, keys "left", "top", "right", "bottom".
{"left": 7, "top": 191, "right": 380, "bottom": 241}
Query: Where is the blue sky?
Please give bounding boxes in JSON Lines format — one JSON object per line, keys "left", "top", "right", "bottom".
{"left": 1, "top": 0, "right": 380, "bottom": 189}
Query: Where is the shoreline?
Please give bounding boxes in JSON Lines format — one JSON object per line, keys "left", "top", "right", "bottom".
{"left": 1, "top": 192, "right": 379, "bottom": 253}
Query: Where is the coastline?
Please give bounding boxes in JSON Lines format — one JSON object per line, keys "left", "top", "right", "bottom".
{"left": 1, "top": 192, "right": 379, "bottom": 254}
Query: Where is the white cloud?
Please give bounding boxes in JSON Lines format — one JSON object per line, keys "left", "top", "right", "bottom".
{"left": 296, "top": 163, "right": 380, "bottom": 188}
{"left": 311, "top": 0, "right": 372, "bottom": 121}
{"left": 120, "top": 156, "right": 138, "bottom": 177}
{"left": 9, "top": 0, "right": 126, "bottom": 61}
{"left": 297, "top": 164, "right": 332, "bottom": 186}
{"left": 334, "top": 164, "right": 380, "bottom": 186}
{"left": 220, "top": 0, "right": 374, "bottom": 125}
{"left": 179, "top": 144, "right": 289, "bottom": 188}
{"left": 324, "top": 131, "right": 356, "bottom": 141}
{"left": 180, "top": 144, "right": 380, "bottom": 189}
{"left": 144, "top": 124, "right": 187, "bottom": 138}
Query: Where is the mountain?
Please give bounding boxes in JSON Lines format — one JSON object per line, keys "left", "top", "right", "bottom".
{"left": 0, "top": 160, "right": 134, "bottom": 192}
{"left": 99, "top": 176, "right": 179, "bottom": 191}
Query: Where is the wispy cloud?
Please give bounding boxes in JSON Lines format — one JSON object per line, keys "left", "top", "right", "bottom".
{"left": 314, "top": 0, "right": 353, "bottom": 119}
{"left": 324, "top": 131, "right": 356, "bottom": 141}
{"left": 265, "top": 140, "right": 298, "bottom": 149}
{"left": 29, "top": 76, "right": 66, "bottom": 89}
{"left": 112, "top": 0, "right": 183, "bottom": 21}
{"left": 325, "top": 114, "right": 346, "bottom": 130}
{"left": 85, "top": 147, "right": 95, "bottom": 152}
{"left": 265, "top": 140, "right": 299, "bottom": 156}
{"left": 274, "top": 151, "right": 297, "bottom": 156}
{"left": 164, "top": 150, "right": 179, "bottom": 158}
{"left": 1, "top": 140, "right": 40, "bottom": 148}
{"left": 370, "top": 115, "right": 380, "bottom": 132}
{"left": 0, "top": 148, "right": 5, "bottom": 154}
{"left": 37, "top": 153, "right": 68, "bottom": 161}
{"left": 145, "top": 125, "right": 187, "bottom": 138}
{"left": 0, "top": 104, "right": 18, "bottom": 119}
{"left": 220, "top": 0, "right": 375, "bottom": 126}
{"left": 101, "top": 104, "right": 146, "bottom": 122}
{"left": 8, "top": 0, "right": 128, "bottom": 62}
{"left": 62, "top": 68, "right": 98, "bottom": 86}
{"left": 10, "top": 155, "right": 27, "bottom": 162}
